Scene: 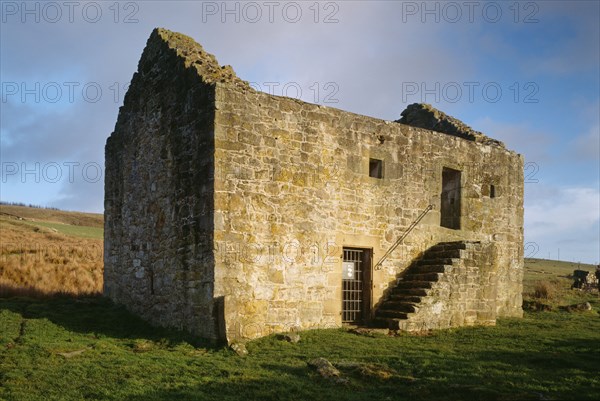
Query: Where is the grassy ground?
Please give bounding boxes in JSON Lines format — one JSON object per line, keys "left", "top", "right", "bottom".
{"left": 0, "top": 205, "right": 598, "bottom": 400}
{"left": 0, "top": 295, "right": 598, "bottom": 401}
{"left": 20, "top": 220, "right": 103, "bottom": 240}
{"left": 523, "top": 258, "right": 596, "bottom": 291}
{"left": 523, "top": 259, "right": 598, "bottom": 308}
{"left": 0, "top": 266, "right": 599, "bottom": 400}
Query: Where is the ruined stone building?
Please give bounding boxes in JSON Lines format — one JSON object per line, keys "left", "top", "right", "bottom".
{"left": 104, "top": 28, "right": 524, "bottom": 342}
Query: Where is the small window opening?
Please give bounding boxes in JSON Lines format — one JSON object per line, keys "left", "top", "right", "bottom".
{"left": 369, "top": 158, "right": 383, "bottom": 179}
{"left": 490, "top": 184, "right": 496, "bottom": 198}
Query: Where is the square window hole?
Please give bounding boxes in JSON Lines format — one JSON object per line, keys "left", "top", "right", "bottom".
{"left": 369, "top": 158, "right": 383, "bottom": 179}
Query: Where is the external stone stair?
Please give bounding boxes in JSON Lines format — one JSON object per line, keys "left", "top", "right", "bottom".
{"left": 373, "top": 241, "right": 473, "bottom": 330}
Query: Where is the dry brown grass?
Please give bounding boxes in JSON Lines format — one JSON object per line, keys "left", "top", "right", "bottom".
{"left": 0, "top": 209, "right": 103, "bottom": 297}
{"left": 531, "top": 279, "right": 560, "bottom": 300}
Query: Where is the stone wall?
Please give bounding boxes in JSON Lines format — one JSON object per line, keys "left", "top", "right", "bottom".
{"left": 213, "top": 83, "right": 523, "bottom": 342}
{"left": 104, "top": 29, "right": 219, "bottom": 338}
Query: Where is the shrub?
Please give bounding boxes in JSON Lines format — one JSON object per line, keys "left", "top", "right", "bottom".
{"left": 532, "top": 280, "right": 558, "bottom": 300}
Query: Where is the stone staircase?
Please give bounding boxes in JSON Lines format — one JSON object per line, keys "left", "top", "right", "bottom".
{"left": 374, "top": 241, "right": 494, "bottom": 331}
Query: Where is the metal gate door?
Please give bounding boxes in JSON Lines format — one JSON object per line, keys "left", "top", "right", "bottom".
{"left": 342, "top": 248, "right": 371, "bottom": 323}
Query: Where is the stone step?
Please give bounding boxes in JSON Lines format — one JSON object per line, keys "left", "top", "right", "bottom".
{"left": 394, "top": 280, "right": 434, "bottom": 289}
{"left": 379, "top": 301, "right": 418, "bottom": 313}
{"left": 387, "top": 295, "right": 421, "bottom": 303}
{"left": 403, "top": 272, "right": 442, "bottom": 282}
{"left": 392, "top": 288, "right": 430, "bottom": 296}
{"left": 417, "top": 258, "right": 458, "bottom": 266}
{"left": 413, "top": 264, "right": 452, "bottom": 274}
{"left": 428, "top": 242, "right": 469, "bottom": 252}
{"left": 376, "top": 309, "right": 409, "bottom": 319}
{"left": 422, "top": 249, "right": 464, "bottom": 260}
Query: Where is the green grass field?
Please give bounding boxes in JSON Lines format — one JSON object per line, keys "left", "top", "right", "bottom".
{"left": 524, "top": 258, "right": 594, "bottom": 288}
{"left": 1, "top": 267, "right": 598, "bottom": 400}
{"left": 1, "top": 204, "right": 103, "bottom": 240}
{"left": 21, "top": 220, "right": 104, "bottom": 240}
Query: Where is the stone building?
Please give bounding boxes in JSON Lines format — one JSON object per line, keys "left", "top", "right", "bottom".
{"left": 104, "top": 28, "right": 524, "bottom": 342}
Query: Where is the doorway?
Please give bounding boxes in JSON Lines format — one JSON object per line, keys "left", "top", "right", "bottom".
{"left": 440, "top": 167, "right": 461, "bottom": 229}
{"left": 342, "top": 248, "right": 372, "bottom": 323}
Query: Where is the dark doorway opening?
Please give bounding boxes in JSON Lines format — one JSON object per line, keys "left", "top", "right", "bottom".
{"left": 441, "top": 167, "right": 461, "bottom": 230}
{"left": 342, "top": 248, "right": 372, "bottom": 324}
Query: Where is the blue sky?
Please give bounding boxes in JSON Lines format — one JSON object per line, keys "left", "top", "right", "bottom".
{"left": 1, "top": 0, "right": 599, "bottom": 263}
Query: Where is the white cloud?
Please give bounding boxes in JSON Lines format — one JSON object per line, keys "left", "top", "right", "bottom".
{"left": 525, "top": 185, "right": 600, "bottom": 263}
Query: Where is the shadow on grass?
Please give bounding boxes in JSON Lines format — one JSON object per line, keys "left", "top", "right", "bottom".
{"left": 0, "top": 295, "right": 220, "bottom": 349}
{"left": 0, "top": 283, "right": 101, "bottom": 298}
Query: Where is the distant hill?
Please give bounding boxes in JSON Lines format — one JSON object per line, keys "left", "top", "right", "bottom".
{"left": 0, "top": 204, "right": 103, "bottom": 228}
{"left": 525, "top": 258, "right": 598, "bottom": 273}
